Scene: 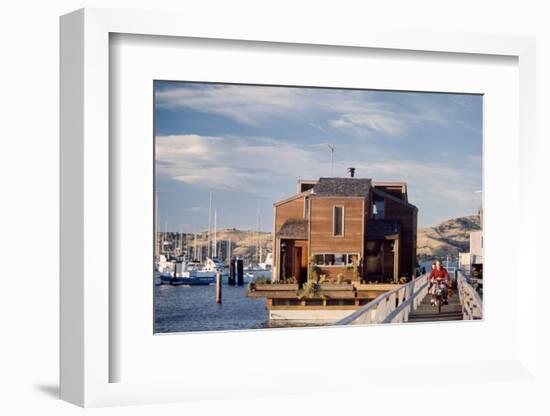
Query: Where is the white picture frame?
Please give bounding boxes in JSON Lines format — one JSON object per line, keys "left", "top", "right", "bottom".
{"left": 60, "top": 8, "right": 538, "bottom": 408}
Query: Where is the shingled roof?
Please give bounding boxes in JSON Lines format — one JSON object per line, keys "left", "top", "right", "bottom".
{"left": 278, "top": 219, "right": 308, "bottom": 239}
{"left": 366, "top": 219, "right": 401, "bottom": 240}
{"left": 311, "top": 177, "right": 372, "bottom": 197}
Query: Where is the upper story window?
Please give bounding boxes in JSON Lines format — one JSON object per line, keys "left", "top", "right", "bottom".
{"left": 333, "top": 205, "right": 344, "bottom": 236}
{"left": 373, "top": 199, "right": 385, "bottom": 220}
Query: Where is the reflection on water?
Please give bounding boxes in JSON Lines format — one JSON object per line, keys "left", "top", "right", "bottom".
{"left": 154, "top": 284, "right": 329, "bottom": 333}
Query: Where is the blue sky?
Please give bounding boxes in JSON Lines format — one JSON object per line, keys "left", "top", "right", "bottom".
{"left": 155, "top": 81, "right": 482, "bottom": 232}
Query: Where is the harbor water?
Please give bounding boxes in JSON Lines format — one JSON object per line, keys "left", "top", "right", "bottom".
{"left": 154, "top": 283, "right": 329, "bottom": 333}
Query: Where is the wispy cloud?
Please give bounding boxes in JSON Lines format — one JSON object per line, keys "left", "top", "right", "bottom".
{"left": 329, "top": 112, "right": 406, "bottom": 136}
{"left": 155, "top": 85, "right": 310, "bottom": 126}
{"left": 157, "top": 133, "right": 481, "bottom": 225}
{"left": 156, "top": 134, "right": 326, "bottom": 198}
{"left": 156, "top": 84, "right": 456, "bottom": 138}
{"left": 155, "top": 83, "right": 482, "bottom": 228}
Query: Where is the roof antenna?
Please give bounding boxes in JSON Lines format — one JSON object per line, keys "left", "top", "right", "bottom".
{"left": 327, "top": 144, "right": 335, "bottom": 176}
{"left": 309, "top": 143, "right": 335, "bottom": 176}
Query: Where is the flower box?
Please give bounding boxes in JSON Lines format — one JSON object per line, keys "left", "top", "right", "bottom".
{"left": 255, "top": 283, "right": 299, "bottom": 291}
{"left": 320, "top": 283, "right": 355, "bottom": 291}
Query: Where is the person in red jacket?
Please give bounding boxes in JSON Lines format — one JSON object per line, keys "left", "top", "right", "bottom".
{"left": 428, "top": 260, "right": 450, "bottom": 306}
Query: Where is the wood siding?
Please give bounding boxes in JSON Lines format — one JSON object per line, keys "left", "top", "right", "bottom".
{"left": 275, "top": 196, "right": 306, "bottom": 233}
{"left": 383, "top": 198, "right": 417, "bottom": 277}
{"left": 309, "top": 197, "right": 364, "bottom": 256}
{"left": 273, "top": 195, "right": 306, "bottom": 280}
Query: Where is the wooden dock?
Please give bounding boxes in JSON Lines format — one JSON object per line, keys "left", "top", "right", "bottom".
{"left": 407, "top": 291, "right": 463, "bottom": 323}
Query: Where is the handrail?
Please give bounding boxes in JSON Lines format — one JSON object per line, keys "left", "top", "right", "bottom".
{"left": 457, "top": 270, "right": 483, "bottom": 320}
{"left": 336, "top": 274, "right": 429, "bottom": 325}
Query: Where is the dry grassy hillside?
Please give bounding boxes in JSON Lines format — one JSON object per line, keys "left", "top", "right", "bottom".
{"left": 185, "top": 214, "right": 480, "bottom": 263}
{"left": 189, "top": 228, "right": 273, "bottom": 262}
{"left": 417, "top": 215, "right": 481, "bottom": 262}
{"left": 214, "top": 229, "right": 273, "bottom": 259}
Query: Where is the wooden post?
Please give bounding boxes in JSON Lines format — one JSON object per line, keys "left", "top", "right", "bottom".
{"left": 236, "top": 259, "right": 244, "bottom": 286}
{"left": 216, "top": 272, "right": 222, "bottom": 303}
{"left": 393, "top": 239, "right": 399, "bottom": 283}
{"left": 228, "top": 258, "right": 236, "bottom": 285}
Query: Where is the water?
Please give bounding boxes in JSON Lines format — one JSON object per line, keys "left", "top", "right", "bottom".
{"left": 154, "top": 283, "right": 330, "bottom": 333}
{"left": 154, "top": 284, "right": 265, "bottom": 333}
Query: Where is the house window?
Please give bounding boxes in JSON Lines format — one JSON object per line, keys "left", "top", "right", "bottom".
{"left": 373, "top": 199, "right": 385, "bottom": 220}
{"left": 314, "top": 254, "right": 325, "bottom": 265}
{"left": 333, "top": 206, "right": 344, "bottom": 236}
{"left": 324, "top": 254, "right": 335, "bottom": 265}
{"left": 334, "top": 253, "right": 345, "bottom": 265}
{"left": 313, "top": 253, "right": 360, "bottom": 266}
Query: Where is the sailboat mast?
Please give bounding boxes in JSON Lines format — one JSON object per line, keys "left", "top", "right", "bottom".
{"left": 155, "top": 193, "right": 159, "bottom": 260}
{"left": 228, "top": 238, "right": 232, "bottom": 263}
{"left": 194, "top": 233, "right": 197, "bottom": 261}
{"left": 207, "top": 191, "right": 212, "bottom": 259}
{"left": 256, "top": 207, "right": 261, "bottom": 263}
{"left": 213, "top": 208, "right": 217, "bottom": 258}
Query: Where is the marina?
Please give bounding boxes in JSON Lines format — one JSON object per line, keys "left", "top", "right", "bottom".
{"left": 152, "top": 82, "right": 484, "bottom": 333}
{"left": 154, "top": 170, "right": 483, "bottom": 331}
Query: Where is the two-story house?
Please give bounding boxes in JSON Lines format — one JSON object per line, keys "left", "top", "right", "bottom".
{"left": 272, "top": 168, "right": 418, "bottom": 284}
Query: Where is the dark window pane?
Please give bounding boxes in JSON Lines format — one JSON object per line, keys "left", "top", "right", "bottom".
{"left": 314, "top": 254, "right": 324, "bottom": 265}
{"left": 334, "top": 206, "right": 343, "bottom": 236}
{"left": 325, "top": 254, "right": 335, "bottom": 265}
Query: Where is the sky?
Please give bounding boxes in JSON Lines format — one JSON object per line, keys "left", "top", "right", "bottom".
{"left": 154, "top": 81, "right": 482, "bottom": 233}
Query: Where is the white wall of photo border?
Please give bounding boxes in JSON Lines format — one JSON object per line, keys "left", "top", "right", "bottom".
{"left": 112, "top": 33, "right": 519, "bottom": 384}
{"left": 2, "top": 0, "right": 550, "bottom": 415}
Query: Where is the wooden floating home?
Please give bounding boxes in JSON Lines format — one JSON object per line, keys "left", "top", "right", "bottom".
{"left": 247, "top": 167, "right": 418, "bottom": 321}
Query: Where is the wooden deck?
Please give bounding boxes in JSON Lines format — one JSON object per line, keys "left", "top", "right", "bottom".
{"left": 407, "top": 291, "right": 463, "bottom": 323}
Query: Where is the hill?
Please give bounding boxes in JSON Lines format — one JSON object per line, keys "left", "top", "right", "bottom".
{"left": 175, "top": 214, "right": 480, "bottom": 264}
{"left": 182, "top": 228, "right": 273, "bottom": 263}
{"left": 417, "top": 215, "right": 481, "bottom": 262}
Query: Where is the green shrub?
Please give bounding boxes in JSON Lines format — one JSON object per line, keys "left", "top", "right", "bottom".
{"left": 307, "top": 256, "right": 321, "bottom": 282}
{"left": 253, "top": 276, "right": 271, "bottom": 285}
{"left": 272, "top": 276, "right": 297, "bottom": 285}
{"left": 346, "top": 257, "right": 362, "bottom": 280}
{"left": 298, "top": 280, "right": 320, "bottom": 300}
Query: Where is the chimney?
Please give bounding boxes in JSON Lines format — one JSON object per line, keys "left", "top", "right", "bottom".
{"left": 347, "top": 167, "right": 356, "bottom": 178}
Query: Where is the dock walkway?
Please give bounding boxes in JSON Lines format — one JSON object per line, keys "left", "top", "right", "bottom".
{"left": 407, "top": 290, "right": 463, "bottom": 323}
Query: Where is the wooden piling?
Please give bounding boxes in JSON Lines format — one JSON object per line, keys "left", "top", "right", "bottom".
{"left": 236, "top": 259, "right": 244, "bottom": 286}
{"left": 216, "top": 272, "right": 222, "bottom": 303}
{"left": 228, "top": 258, "right": 236, "bottom": 285}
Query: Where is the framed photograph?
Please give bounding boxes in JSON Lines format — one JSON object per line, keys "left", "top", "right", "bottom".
{"left": 60, "top": 8, "right": 537, "bottom": 408}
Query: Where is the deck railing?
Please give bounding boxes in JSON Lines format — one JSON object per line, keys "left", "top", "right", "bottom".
{"left": 457, "top": 270, "right": 483, "bottom": 320}
{"left": 337, "top": 273, "right": 429, "bottom": 325}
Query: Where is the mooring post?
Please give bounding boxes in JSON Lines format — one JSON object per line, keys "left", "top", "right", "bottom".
{"left": 236, "top": 258, "right": 244, "bottom": 286}
{"left": 216, "top": 271, "right": 222, "bottom": 303}
{"left": 228, "top": 257, "right": 236, "bottom": 286}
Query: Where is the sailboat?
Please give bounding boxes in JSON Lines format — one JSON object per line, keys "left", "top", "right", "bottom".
{"left": 157, "top": 254, "right": 215, "bottom": 286}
